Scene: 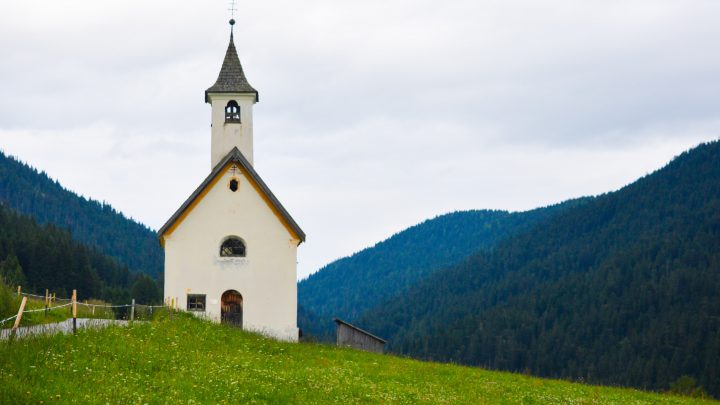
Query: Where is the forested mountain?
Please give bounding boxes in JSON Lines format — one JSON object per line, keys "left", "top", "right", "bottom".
{"left": 298, "top": 202, "right": 583, "bottom": 339}
{"left": 0, "top": 202, "right": 159, "bottom": 304}
{"left": 0, "top": 151, "right": 162, "bottom": 277}
{"left": 357, "top": 141, "right": 720, "bottom": 396}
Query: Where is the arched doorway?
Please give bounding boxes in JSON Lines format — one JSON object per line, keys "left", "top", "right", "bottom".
{"left": 221, "top": 290, "right": 243, "bottom": 328}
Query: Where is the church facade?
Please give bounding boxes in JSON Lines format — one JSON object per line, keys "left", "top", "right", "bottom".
{"left": 158, "top": 23, "right": 305, "bottom": 342}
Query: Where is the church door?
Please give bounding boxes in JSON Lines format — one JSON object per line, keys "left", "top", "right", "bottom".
{"left": 221, "top": 290, "right": 243, "bottom": 328}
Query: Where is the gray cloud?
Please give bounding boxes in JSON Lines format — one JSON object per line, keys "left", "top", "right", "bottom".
{"left": 1, "top": 1, "right": 719, "bottom": 278}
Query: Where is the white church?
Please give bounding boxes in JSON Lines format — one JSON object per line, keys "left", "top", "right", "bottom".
{"left": 158, "top": 19, "right": 305, "bottom": 342}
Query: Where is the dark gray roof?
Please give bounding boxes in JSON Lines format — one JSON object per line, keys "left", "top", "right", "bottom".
{"left": 158, "top": 147, "right": 305, "bottom": 244}
{"left": 205, "top": 33, "right": 259, "bottom": 103}
{"left": 333, "top": 318, "right": 387, "bottom": 343}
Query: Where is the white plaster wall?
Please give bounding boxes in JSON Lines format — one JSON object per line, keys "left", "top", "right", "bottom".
{"left": 163, "top": 164, "right": 299, "bottom": 342}
{"left": 208, "top": 93, "right": 256, "bottom": 168}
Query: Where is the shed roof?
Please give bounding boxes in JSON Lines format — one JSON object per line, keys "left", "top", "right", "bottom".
{"left": 158, "top": 147, "right": 305, "bottom": 244}
{"left": 205, "top": 32, "right": 259, "bottom": 103}
{"left": 334, "top": 318, "right": 387, "bottom": 344}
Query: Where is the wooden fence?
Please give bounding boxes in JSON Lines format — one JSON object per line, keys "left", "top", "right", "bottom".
{"left": 1, "top": 286, "right": 168, "bottom": 340}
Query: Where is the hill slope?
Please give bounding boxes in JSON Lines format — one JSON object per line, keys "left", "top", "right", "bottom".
{"left": 0, "top": 314, "right": 713, "bottom": 404}
{"left": 0, "top": 202, "right": 156, "bottom": 304}
{"left": 358, "top": 141, "right": 720, "bottom": 396}
{"left": 298, "top": 204, "right": 581, "bottom": 339}
{"left": 0, "top": 151, "right": 162, "bottom": 277}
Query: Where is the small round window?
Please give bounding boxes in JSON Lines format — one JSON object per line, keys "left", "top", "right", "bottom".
{"left": 229, "top": 179, "right": 239, "bottom": 192}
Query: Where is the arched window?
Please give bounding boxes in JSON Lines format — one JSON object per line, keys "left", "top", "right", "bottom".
{"left": 220, "top": 237, "right": 246, "bottom": 257}
{"left": 225, "top": 101, "right": 241, "bottom": 123}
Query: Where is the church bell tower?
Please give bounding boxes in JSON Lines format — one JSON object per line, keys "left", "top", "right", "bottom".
{"left": 159, "top": 14, "right": 304, "bottom": 342}
{"left": 205, "top": 19, "right": 259, "bottom": 168}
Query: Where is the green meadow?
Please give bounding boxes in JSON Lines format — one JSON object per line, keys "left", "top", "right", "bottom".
{"left": 0, "top": 313, "right": 715, "bottom": 404}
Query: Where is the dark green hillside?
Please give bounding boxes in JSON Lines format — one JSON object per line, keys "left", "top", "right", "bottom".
{"left": 0, "top": 203, "right": 158, "bottom": 305}
{"left": 0, "top": 151, "right": 162, "bottom": 277}
{"left": 359, "top": 141, "right": 720, "bottom": 396}
{"left": 299, "top": 203, "right": 581, "bottom": 339}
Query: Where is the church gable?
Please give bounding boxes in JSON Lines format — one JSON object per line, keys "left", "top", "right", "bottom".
{"left": 158, "top": 147, "right": 305, "bottom": 245}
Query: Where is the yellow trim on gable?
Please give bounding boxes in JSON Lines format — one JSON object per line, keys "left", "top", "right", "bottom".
{"left": 160, "top": 165, "right": 227, "bottom": 245}
{"left": 161, "top": 162, "right": 302, "bottom": 245}
{"left": 241, "top": 169, "right": 302, "bottom": 245}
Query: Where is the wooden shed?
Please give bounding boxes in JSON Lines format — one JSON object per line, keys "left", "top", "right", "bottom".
{"left": 334, "top": 318, "right": 387, "bottom": 354}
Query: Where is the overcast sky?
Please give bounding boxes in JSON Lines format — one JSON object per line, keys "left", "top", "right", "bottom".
{"left": 1, "top": 1, "right": 719, "bottom": 279}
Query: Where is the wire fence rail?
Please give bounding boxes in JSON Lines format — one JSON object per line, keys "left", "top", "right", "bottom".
{"left": 1, "top": 286, "right": 171, "bottom": 340}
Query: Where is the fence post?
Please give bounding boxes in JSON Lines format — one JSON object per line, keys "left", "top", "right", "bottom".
{"left": 10, "top": 296, "right": 28, "bottom": 340}
{"left": 12, "top": 297, "right": 28, "bottom": 330}
{"left": 130, "top": 299, "right": 135, "bottom": 322}
{"left": 72, "top": 290, "right": 77, "bottom": 335}
{"left": 45, "top": 289, "right": 49, "bottom": 317}
{"left": 17, "top": 286, "right": 21, "bottom": 299}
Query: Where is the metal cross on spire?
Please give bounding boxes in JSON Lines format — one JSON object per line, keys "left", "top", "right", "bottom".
{"left": 228, "top": 0, "right": 237, "bottom": 19}
{"left": 228, "top": 0, "right": 237, "bottom": 32}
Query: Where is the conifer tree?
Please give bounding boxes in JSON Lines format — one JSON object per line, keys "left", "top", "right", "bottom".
{"left": 0, "top": 253, "right": 25, "bottom": 289}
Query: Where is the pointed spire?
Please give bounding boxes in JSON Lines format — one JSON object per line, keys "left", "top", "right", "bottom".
{"left": 205, "top": 21, "right": 259, "bottom": 103}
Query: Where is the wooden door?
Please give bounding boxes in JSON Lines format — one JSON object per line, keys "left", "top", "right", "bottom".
{"left": 221, "top": 290, "right": 243, "bottom": 328}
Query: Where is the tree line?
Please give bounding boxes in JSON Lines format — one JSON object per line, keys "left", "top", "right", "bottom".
{"left": 298, "top": 201, "right": 584, "bottom": 340}
{"left": 0, "top": 151, "right": 163, "bottom": 278}
{"left": 0, "top": 202, "right": 161, "bottom": 312}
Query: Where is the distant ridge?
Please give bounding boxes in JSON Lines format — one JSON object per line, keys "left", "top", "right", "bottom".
{"left": 298, "top": 200, "right": 584, "bottom": 339}
{"left": 358, "top": 141, "right": 720, "bottom": 396}
{"left": 0, "top": 151, "right": 162, "bottom": 278}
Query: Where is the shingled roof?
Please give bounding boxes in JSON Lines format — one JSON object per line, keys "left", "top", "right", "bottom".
{"left": 158, "top": 147, "right": 305, "bottom": 244}
{"left": 205, "top": 32, "right": 259, "bottom": 103}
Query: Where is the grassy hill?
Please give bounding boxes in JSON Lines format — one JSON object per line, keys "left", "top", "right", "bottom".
{"left": 0, "top": 315, "right": 714, "bottom": 404}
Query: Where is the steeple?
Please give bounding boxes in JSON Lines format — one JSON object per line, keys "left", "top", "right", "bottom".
{"left": 206, "top": 19, "right": 259, "bottom": 168}
{"left": 205, "top": 22, "right": 259, "bottom": 103}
